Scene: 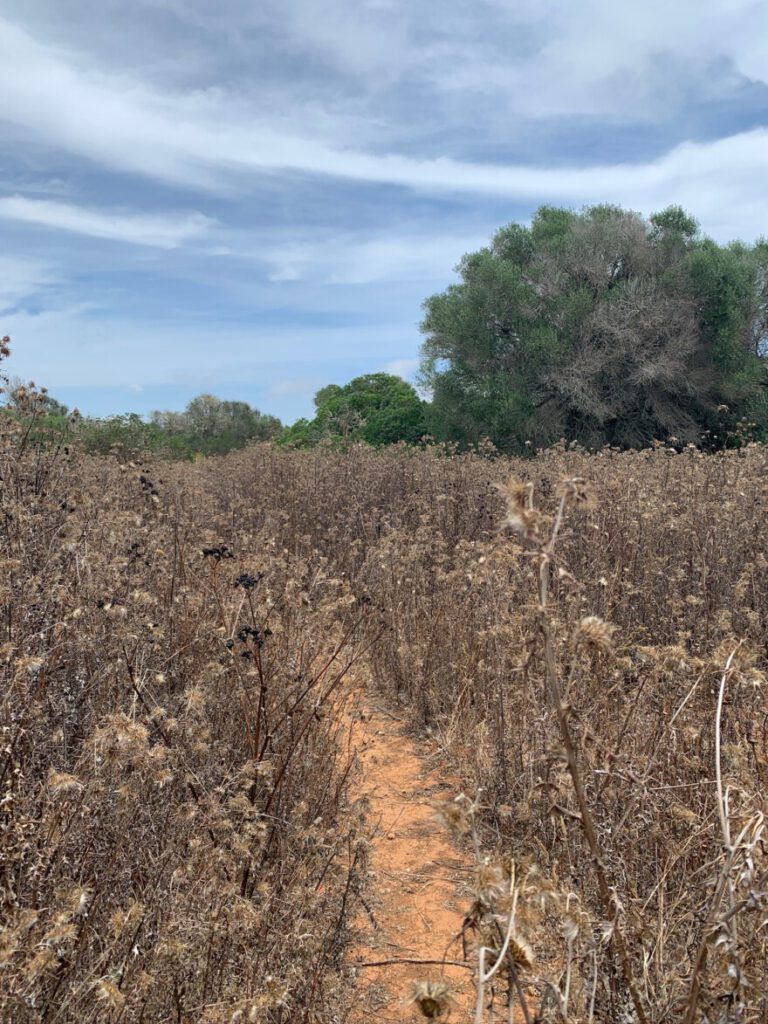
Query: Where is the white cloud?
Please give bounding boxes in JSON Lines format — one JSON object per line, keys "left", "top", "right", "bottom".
{"left": 277, "top": 0, "right": 413, "bottom": 80}
{"left": 262, "top": 230, "right": 488, "bottom": 284}
{"left": 0, "top": 15, "right": 765, "bottom": 243}
{"left": 0, "top": 195, "right": 214, "bottom": 248}
{"left": 75, "top": 0, "right": 766, "bottom": 121}
{"left": 0, "top": 256, "right": 58, "bottom": 310}
{"left": 324, "top": 234, "right": 485, "bottom": 284}
{"left": 1, "top": 14, "right": 767, "bottom": 243}
{"left": 428, "top": 1, "right": 768, "bottom": 120}
{"left": 383, "top": 358, "right": 419, "bottom": 380}
{"left": 270, "top": 377, "right": 322, "bottom": 396}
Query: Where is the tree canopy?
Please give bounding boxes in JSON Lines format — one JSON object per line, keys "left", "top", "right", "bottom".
{"left": 281, "top": 373, "right": 426, "bottom": 448}
{"left": 420, "top": 205, "right": 768, "bottom": 450}
{"left": 150, "top": 394, "right": 282, "bottom": 454}
{"left": 11, "top": 392, "right": 284, "bottom": 459}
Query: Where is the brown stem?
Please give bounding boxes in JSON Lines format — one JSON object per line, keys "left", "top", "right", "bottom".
{"left": 354, "top": 957, "right": 473, "bottom": 970}
{"left": 537, "top": 494, "right": 649, "bottom": 1024}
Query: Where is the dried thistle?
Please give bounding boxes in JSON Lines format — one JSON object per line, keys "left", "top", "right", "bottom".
{"left": 433, "top": 797, "right": 472, "bottom": 838}
{"left": 558, "top": 476, "right": 595, "bottom": 507}
{"left": 95, "top": 978, "right": 125, "bottom": 1011}
{"left": 474, "top": 859, "right": 513, "bottom": 908}
{"left": 493, "top": 475, "right": 540, "bottom": 542}
{"left": 47, "top": 769, "right": 84, "bottom": 796}
{"left": 507, "top": 932, "right": 535, "bottom": 971}
{"left": 410, "top": 979, "right": 452, "bottom": 1019}
{"left": 574, "top": 615, "right": 616, "bottom": 654}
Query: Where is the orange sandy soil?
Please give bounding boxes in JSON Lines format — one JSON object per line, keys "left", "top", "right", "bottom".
{"left": 342, "top": 685, "right": 476, "bottom": 1023}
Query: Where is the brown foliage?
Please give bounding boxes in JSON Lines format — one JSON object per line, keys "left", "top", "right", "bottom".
{"left": 3, "top": 349, "right": 768, "bottom": 1020}
{"left": 0, "top": 363, "right": 370, "bottom": 1021}
{"left": 194, "top": 439, "right": 768, "bottom": 1021}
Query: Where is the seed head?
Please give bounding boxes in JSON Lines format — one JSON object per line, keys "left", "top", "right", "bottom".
{"left": 410, "top": 980, "right": 452, "bottom": 1018}
{"left": 493, "top": 475, "right": 540, "bottom": 542}
{"left": 575, "top": 615, "right": 616, "bottom": 653}
{"left": 508, "top": 933, "right": 535, "bottom": 971}
{"left": 433, "top": 795, "right": 473, "bottom": 838}
{"left": 95, "top": 979, "right": 125, "bottom": 1010}
{"left": 558, "top": 477, "right": 595, "bottom": 507}
{"left": 47, "top": 770, "right": 83, "bottom": 796}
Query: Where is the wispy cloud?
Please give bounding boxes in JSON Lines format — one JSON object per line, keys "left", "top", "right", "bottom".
{"left": 0, "top": 196, "right": 214, "bottom": 248}
{"left": 425, "top": 1, "right": 768, "bottom": 120}
{"left": 0, "top": 256, "right": 58, "bottom": 311}
{"left": 383, "top": 358, "right": 419, "bottom": 380}
{"left": 262, "top": 230, "right": 489, "bottom": 284}
{"left": 270, "top": 377, "right": 323, "bottom": 396}
{"left": 1, "top": 1, "right": 767, "bottom": 423}
{"left": 2, "top": 12, "right": 768, "bottom": 243}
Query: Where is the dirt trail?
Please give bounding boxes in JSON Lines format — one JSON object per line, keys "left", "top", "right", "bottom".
{"left": 344, "top": 686, "right": 476, "bottom": 1023}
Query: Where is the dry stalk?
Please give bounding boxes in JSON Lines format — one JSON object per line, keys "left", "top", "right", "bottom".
{"left": 536, "top": 489, "right": 649, "bottom": 1024}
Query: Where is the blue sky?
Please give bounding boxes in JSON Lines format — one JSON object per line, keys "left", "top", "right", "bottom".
{"left": 2, "top": 1, "right": 768, "bottom": 424}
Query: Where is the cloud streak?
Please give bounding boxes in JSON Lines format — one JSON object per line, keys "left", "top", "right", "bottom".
{"left": 2, "top": 12, "right": 768, "bottom": 243}
{"left": 0, "top": 196, "right": 214, "bottom": 248}
{"left": 0, "top": 256, "right": 58, "bottom": 311}
{"left": 262, "top": 229, "right": 490, "bottom": 284}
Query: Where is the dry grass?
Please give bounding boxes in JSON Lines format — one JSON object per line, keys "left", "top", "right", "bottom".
{"left": 195, "top": 440, "right": 768, "bottom": 1021}
{"left": 0, "top": 367, "right": 371, "bottom": 1022}
{"left": 3, "top": 363, "right": 768, "bottom": 1021}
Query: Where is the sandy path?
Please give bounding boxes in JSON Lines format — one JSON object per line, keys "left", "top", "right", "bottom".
{"left": 344, "top": 689, "right": 476, "bottom": 1023}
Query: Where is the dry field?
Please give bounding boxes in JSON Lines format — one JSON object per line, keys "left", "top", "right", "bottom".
{"left": 3, "top": 398, "right": 768, "bottom": 1020}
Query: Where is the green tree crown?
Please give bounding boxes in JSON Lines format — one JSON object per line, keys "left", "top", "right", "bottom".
{"left": 420, "top": 204, "right": 768, "bottom": 450}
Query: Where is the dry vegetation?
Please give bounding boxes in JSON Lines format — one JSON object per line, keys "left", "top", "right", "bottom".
{"left": 3, "top": 358, "right": 768, "bottom": 1021}
{"left": 0, "top": 364, "right": 372, "bottom": 1022}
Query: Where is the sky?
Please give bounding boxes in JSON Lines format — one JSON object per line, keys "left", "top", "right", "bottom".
{"left": 1, "top": 1, "right": 768, "bottom": 424}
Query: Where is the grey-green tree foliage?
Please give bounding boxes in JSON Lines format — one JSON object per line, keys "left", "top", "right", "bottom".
{"left": 151, "top": 394, "right": 282, "bottom": 452}
{"left": 420, "top": 205, "right": 768, "bottom": 450}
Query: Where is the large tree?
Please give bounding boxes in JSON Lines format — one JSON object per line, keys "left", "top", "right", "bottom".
{"left": 420, "top": 205, "right": 768, "bottom": 450}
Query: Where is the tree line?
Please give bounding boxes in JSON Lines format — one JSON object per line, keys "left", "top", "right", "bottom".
{"left": 282, "top": 203, "right": 768, "bottom": 453}
{"left": 5, "top": 203, "right": 768, "bottom": 456}
{"left": 1, "top": 385, "right": 282, "bottom": 459}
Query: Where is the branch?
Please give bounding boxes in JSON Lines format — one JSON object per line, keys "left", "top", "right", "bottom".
{"left": 353, "top": 957, "right": 473, "bottom": 971}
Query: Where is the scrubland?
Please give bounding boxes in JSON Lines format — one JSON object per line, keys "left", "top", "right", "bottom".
{"left": 3, "top": 403, "right": 768, "bottom": 1020}
{"left": 0, "top": 411, "right": 371, "bottom": 1022}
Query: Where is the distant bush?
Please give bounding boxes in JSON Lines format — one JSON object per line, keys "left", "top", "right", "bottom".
{"left": 1, "top": 382, "right": 283, "bottom": 460}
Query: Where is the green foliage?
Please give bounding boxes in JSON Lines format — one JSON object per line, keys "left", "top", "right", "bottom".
{"left": 2, "top": 391, "right": 284, "bottom": 460}
{"left": 421, "top": 204, "right": 768, "bottom": 451}
{"left": 74, "top": 413, "right": 167, "bottom": 458}
{"left": 281, "top": 373, "right": 427, "bottom": 448}
{"left": 150, "top": 394, "right": 282, "bottom": 456}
